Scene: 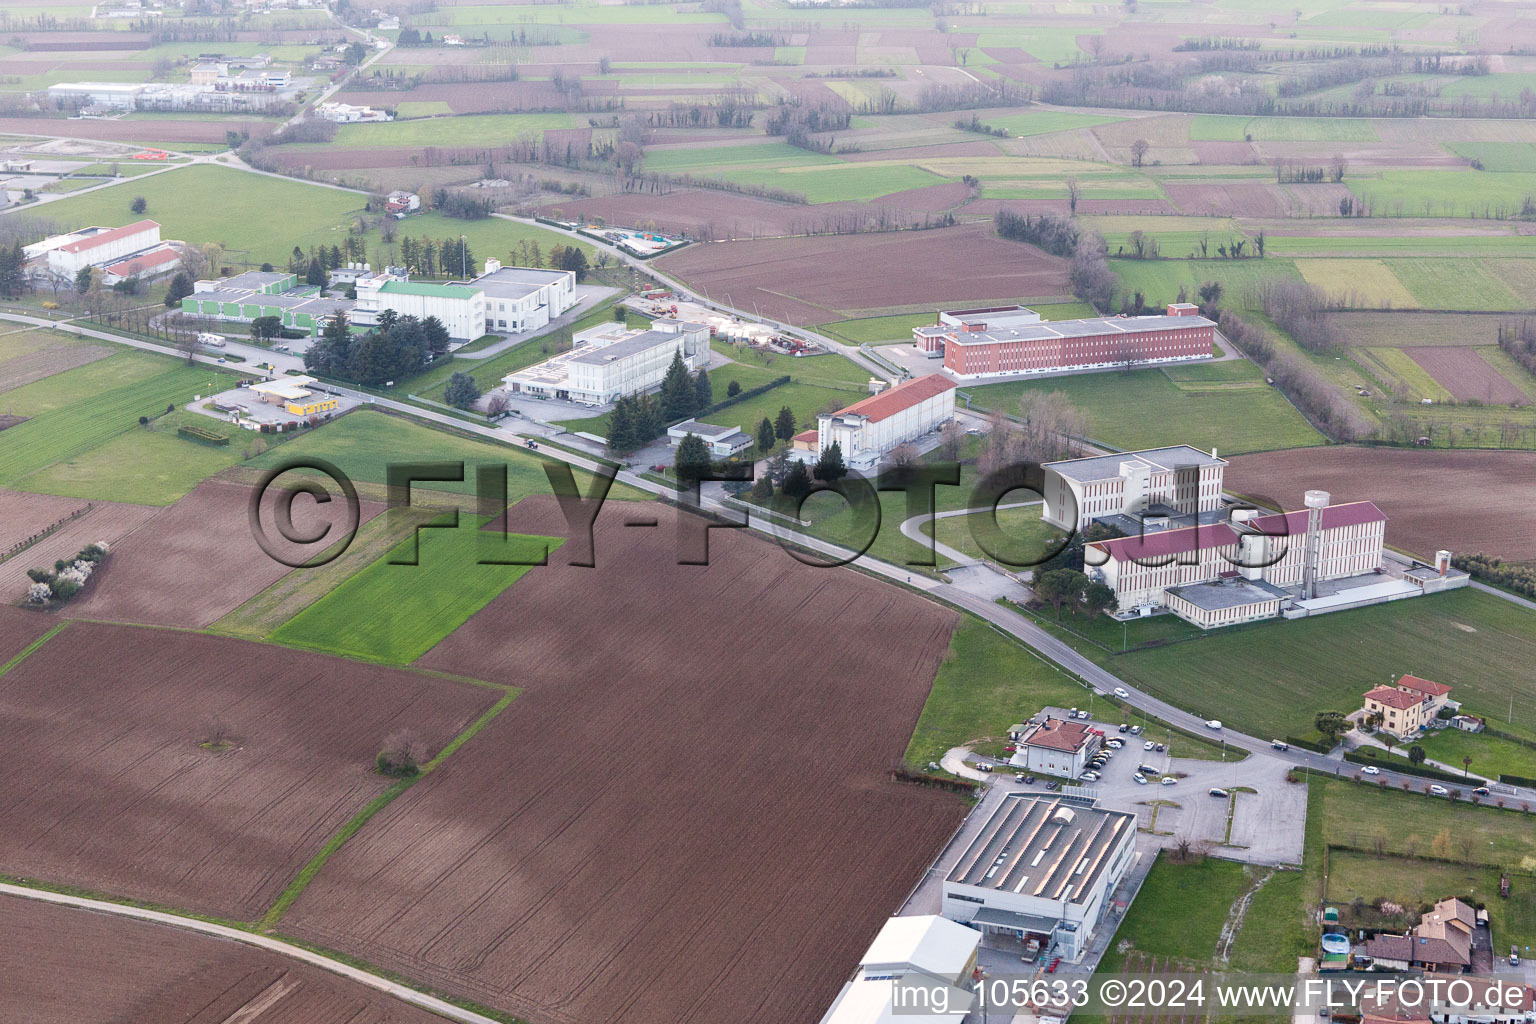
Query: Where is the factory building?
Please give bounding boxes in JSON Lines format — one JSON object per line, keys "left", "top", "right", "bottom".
{"left": 183, "top": 271, "right": 349, "bottom": 337}
{"left": 353, "top": 277, "right": 484, "bottom": 341}
{"left": 474, "top": 261, "right": 576, "bottom": 334}
{"left": 352, "top": 260, "right": 576, "bottom": 341}
{"left": 817, "top": 915, "right": 982, "bottom": 1024}
{"left": 502, "top": 319, "right": 710, "bottom": 405}
{"left": 34, "top": 220, "right": 163, "bottom": 278}
{"left": 913, "top": 303, "right": 1214, "bottom": 380}
{"left": 1041, "top": 445, "right": 1227, "bottom": 532}
{"left": 942, "top": 795, "right": 1138, "bottom": 963}
{"left": 811, "top": 373, "right": 957, "bottom": 471}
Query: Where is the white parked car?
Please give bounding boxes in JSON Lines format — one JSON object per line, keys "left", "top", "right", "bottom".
{"left": 1144, "top": 741, "right": 1155, "bottom": 750}
{"left": 1161, "top": 776, "right": 1178, "bottom": 786}
{"left": 1361, "top": 766, "right": 1381, "bottom": 776}
{"left": 1080, "top": 770, "right": 1100, "bottom": 782}
{"left": 1133, "top": 773, "right": 1148, "bottom": 785}
{"left": 1205, "top": 719, "right": 1222, "bottom": 730}
{"left": 1114, "top": 687, "right": 1129, "bottom": 699}
{"left": 1430, "top": 784, "right": 1450, "bottom": 797}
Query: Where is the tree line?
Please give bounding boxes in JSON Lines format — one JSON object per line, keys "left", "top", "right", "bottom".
{"left": 607, "top": 352, "right": 713, "bottom": 453}
{"left": 303, "top": 310, "right": 451, "bottom": 388}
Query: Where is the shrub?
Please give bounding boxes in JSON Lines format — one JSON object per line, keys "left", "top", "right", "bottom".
{"left": 26, "top": 568, "right": 53, "bottom": 584}
{"left": 50, "top": 577, "right": 81, "bottom": 601}
{"left": 26, "top": 581, "right": 52, "bottom": 605}
{"left": 377, "top": 728, "right": 426, "bottom": 777}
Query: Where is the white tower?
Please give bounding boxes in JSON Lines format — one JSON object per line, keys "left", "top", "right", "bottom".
{"left": 1302, "top": 489, "right": 1329, "bottom": 599}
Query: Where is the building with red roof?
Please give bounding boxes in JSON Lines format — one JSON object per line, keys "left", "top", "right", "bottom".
{"left": 42, "top": 220, "right": 162, "bottom": 278}
{"left": 1362, "top": 674, "right": 1454, "bottom": 738}
{"left": 100, "top": 245, "right": 181, "bottom": 286}
{"left": 1084, "top": 496, "right": 1389, "bottom": 627}
{"left": 814, "top": 373, "right": 957, "bottom": 469}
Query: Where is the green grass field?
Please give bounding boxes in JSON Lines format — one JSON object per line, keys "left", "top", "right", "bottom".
{"left": 19, "top": 416, "right": 243, "bottom": 506}
{"left": 966, "top": 361, "right": 1323, "bottom": 455}
{"left": 1384, "top": 258, "right": 1527, "bottom": 312}
{"left": 1086, "top": 590, "right": 1536, "bottom": 743}
{"left": 249, "top": 408, "right": 644, "bottom": 501}
{"left": 1413, "top": 727, "right": 1536, "bottom": 782}
{"left": 270, "top": 517, "right": 559, "bottom": 664}
{"left": 1109, "top": 257, "right": 1303, "bottom": 310}
{"left": 1095, "top": 856, "right": 1257, "bottom": 970}
{"left": 1326, "top": 850, "right": 1536, "bottom": 951}
{"left": 1357, "top": 170, "right": 1536, "bottom": 220}
{"left": 321, "top": 113, "right": 577, "bottom": 150}
{"left": 0, "top": 355, "right": 239, "bottom": 501}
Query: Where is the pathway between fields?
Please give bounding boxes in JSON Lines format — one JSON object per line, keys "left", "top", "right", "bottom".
{"left": 0, "top": 883, "right": 503, "bottom": 1024}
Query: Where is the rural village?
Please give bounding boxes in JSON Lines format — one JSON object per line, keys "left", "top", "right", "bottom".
{"left": 1, "top": 0, "right": 1536, "bottom": 1022}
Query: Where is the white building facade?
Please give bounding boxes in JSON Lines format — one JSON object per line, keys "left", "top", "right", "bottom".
{"left": 1007, "top": 718, "right": 1101, "bottom": 780}
{"left": 1042, "top": 445, "right": 1227, "bottom": 532}
{"left": 353, "top": 275, "right": 484, "bottom": 341}
{"left": 43, "top": 220, "right": 162, "bottom": 277}
{"left": 475, "top": 260, "right": 576, "bottom": 335}
{"left": 814, "top": 373, "right": 956, "bottom": 469}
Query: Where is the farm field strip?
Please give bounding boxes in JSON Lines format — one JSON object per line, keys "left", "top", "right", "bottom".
{"left": 1406, "top": 347, "right": 1528, "bottom": 406}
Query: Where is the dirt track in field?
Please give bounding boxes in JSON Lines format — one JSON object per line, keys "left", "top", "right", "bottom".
{"left": 285, "top": 496, "right": 965, "bottom": 1024}
{"left": 0, "top": 893, "right": 451, "bottom": 1024}
{"left": 1407, "top": 347, "right": 1528, "bottom": 406}
{"left": 0, "top": 497, "right": 160, "bottom": 599}
{"left": 657, "top": 220, "right": 1072, "bottom": 322}
{"left": 0, "top": 623, "right": 497, "bottom": 921}
{"left": 70, "top": 478, "right": 385, "bottom": 629}
{"left": 1225, "top": 445, "right": 1536, "bottom": 560}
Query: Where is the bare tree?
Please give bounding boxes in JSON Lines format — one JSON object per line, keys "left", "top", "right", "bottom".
{"left": 886, "top": 442, "right": 920, "bottom": 481}
{"left": 378, "top": 728, "right": 428, "bottom": 777}
{"left": 1066, "top": 177, "right": 1081, "bottom": 216}
{"left": 1330, "top": 153, "right": 1348, "bottom": 183}
{"left": 939, "top": 419, "right": 966, "bottom": 460}
{"left": 486, "top": 392, "right": 510, "bottom": 418}
{"left": 1130, "top": 138, "right": 1150, "bottom": 168}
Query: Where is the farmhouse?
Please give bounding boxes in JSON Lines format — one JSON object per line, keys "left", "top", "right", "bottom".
{"left": 1042, "top": 445, "right": 1227, "bottom": 532}
{"left": 668, "top": 420, "right": 752, "bottom": 458}
{"left": 915, "top": 303, "right": 1214, "bottom": 380}
{"left": 1361, "top": 674, "right": 1453, "bottom": 740}
{"left": 942, "top": 795, "right": 1137, "bottom": 963}
{"left": 1362, "top": 898, "right": 1480, "bottom": 972}
{"left": 818, "top": 915, "right": 981, "bottom": 1024}
{"left": 502, "top": 319, "right": 710, "bottom": 405}
{"left": 1006, "top": 716, "right": 1102, "bottom": 780}
{"left": 812, "top": 373, "right": 956, "bottom": 470}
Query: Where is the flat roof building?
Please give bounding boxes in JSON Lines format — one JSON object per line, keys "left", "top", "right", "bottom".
{"left": 39, "top": 220, "right": 162, "bottom": 277}
{"left": 503, "top": 319, "right": 710, "bottom": 406}
{"left": 817, "top": 915, "right": 981, "bottom": 1024}
{"left": 668, "top": 420, "right": 752, "bottom": 458}
{"left": 916, "top": 303, "right": 1215, "bottom": 379}
{"left": 1042, "top": 444, "right": 1227, "bottom": 532}
{"left": 943, "top": 795, "right": 1137, "bottom": 963}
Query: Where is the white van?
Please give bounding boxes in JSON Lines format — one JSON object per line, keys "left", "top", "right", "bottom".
{"left": 197, "top": 332, "right": 225, "bottom": 348}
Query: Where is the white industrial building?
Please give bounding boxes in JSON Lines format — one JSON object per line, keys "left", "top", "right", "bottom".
{"left": 942, "top": 795, "right": 1138, "bottom": 963}
{"left": 353, "top": 259, "right": 575, "bottom": 341}
{"left": 1041, "top": 445, "right": 1228, "bottom": 532}
{"left": 811, "top": 373, "right": 956, "bottom": 471}
{"left": 475, "top": 261, "right": 576, "bottom": 334}
{"left": 1007, "top": 716, "right": 1102, "bottom": 780}
{"left": 26, "top": 220, "right": 167, "bottom": 280}
{"left": 818, "top": 915, "right": 981, "bottom": 1024}
{"left": 503, "top": 319, "right": 709, "bottom": 405}
{"left": 668, "top": 420, "right": 753, "bottom": 458}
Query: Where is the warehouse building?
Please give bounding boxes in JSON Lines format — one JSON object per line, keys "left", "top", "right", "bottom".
{"left": 474, "top": 261, "right": 576, "bottom": 334}
{"left": 183, "top": 272, "right": 350, "bottom": 337}
{"left": 503, "top": 319, "right": 710, "bottom": 405}
{"left": 811, "top": 373, "right": 956, "bottom": 470}
{"left": 818, "top": 915, "right": 981, "bottom": 1024}
{"left": 33, "top": 220, "right": 163, "bottom": 278}
{"left": 1042, "top": 445, "right": 1227, "bottom": 532}
{"left": 353, "top": 276, "right": 483, "bottom": 341}
{"left": 668, "top": 420, "right": 753, "bottom": 458}
{"left": 914, "top": 303, "right": 1214, "bottom": 380}
{"left": 352, "top": 260, "right": 575, "bottom": 341}
{"left": 942, "top": 795, "right": 1137, "bottom": 963}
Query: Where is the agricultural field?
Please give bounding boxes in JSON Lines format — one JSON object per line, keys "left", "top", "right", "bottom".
{"left": 1075, "top": 589, "right": 1536, "bottom": 745}
{"left": 657, "top": 222, "right": 1072, "bottom": 326}
{"left": 0, "top": 621, "right": 499, "bottom": 921}
{"left": 1108, "top": 258, "right": 1302, "bottom": 311}
{"left": 283, "top": 497, "right": 967, "bottom": 1024}
{"left": 0, "top": 329, "right": 113, "bottom": 394}
{"left": 967, "top": 360, "right": 1323, "bottom": 455}
{"left": 1225, "top": 446, "right": 1536, "bottom": 562}
{"left": 270, "top": 519, "right": 559, "bottom": 665}
{"left": 2, "top": 894, "right": 455, "bottom": 1024}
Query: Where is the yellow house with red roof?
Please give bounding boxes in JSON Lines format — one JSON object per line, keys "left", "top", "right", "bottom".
{"left": 1362, "top": 674, "right": 1453, "bottom": 739}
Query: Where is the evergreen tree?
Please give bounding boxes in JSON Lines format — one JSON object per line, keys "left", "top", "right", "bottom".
{"left": 660, "top": 351, "right": 695, "bottom": 420}
{"left": 757, "top": 417, "right": 776, "bottom": 453}
{"left": 421, "top": 239, "right": 437, "bottom": 276}
{"left": 289, "top": 245, "right": 305, "bottom": 273}
{"left": 444, "top": 371, "right": 482, "bottom": 409}
{"left": 560, "top": 245, "right": 590, "bottom": 282}
{"left": 306, "top": 256, "right": 327, "bottom": 287}
{"left": 781, "top": 460, "right": 813, "bottom": 500}
{"left": 0, "top": 242, "right": 26, "bottom": 298}
{"left": 75, "top": 266, "right": 93, "bottom": 294}
{"left": 774, "top": 405, "right": 796, "bottom": 441}
{"left": 674, "top": 433, "right": 712, "bottom": 484}
{"left": 813, "top": 441, "right": 847, "bottom": 482}
{"left": 607, "top": 397, "right": 635, "bottom": 452}
{"left": 693, "top": 366, "right": 712, "bottom": 410}
{"left": 162, "top": 270, "right": 194, "bottom": 307}
{"left": 633, "top": 393, "right": 662, "bottom": 441}
{"left": 727, "top": 380, "right": 742, "bottom": 398}
{"left": 421, "top": 316, "right": 451, "bottom": 358}
{"left": 326, "top": 244, "right": 343, "bottom": 271}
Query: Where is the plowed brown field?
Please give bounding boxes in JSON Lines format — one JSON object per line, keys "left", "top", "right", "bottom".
{"left": 0, "top": 497, "right": 160, "bottom": 600}
{"left": 0, "top": 893, "right": 451, "bottom": 1024}
{"left": 1225, "top": 446, "right": 1536, "bottom": 560}
{"left": 1406, "top": 347, "right": 1528, "bottom": 405}
{"left": 0, "top": 623, "right": 497, "bottom": 920}
{"left": 0, "top": 488, "right": 89, "bottom": 553}
{"left": 70, "top": 479, "right": 384, "bottom": 629}
{"left": 286, "top": 497, "right": 964, "bottom": 1024}
{"left": 657, "top": 220, "right": 1071, "bottom": 322}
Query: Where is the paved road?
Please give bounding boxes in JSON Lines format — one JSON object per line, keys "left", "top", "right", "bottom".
{"left": 0, "top": 884, "right": 503, "bottom": 1024}
{"left": 5, "top": 308, "right": 1530, "bottom": 814}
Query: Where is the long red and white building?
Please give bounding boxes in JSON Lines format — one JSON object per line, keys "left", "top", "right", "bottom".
{"left": 914, "top": 302, "right": 1215, "bottom": 380}
{"left": 810, "top": 373, "right": 957, "bottom": 470}
{"left": 41, "top": 220, "right": 163, "bottom": 277}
